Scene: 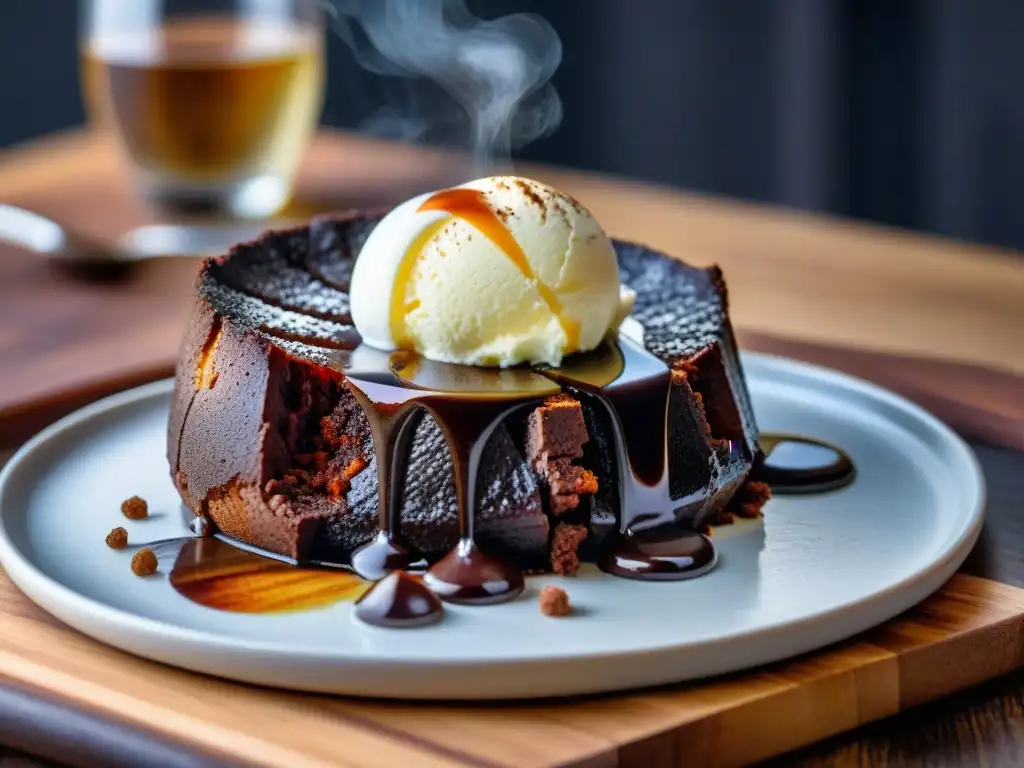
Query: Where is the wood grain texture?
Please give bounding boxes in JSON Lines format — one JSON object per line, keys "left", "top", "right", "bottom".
{"left": 775, "top": 669, "right": 1024, "bottom": 767}
{"left": 529, "top": 167, "right": 1024, "bottom": 379}
{"left": 0, "top": 247, "right": 194, "bottom": 447}
{"left": 0, "top": 568, "right": 1022, "bottom": 768}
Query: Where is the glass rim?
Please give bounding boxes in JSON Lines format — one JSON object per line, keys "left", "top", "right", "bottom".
{"left": 80, "top": 0, "right": 326, "bottom": 39}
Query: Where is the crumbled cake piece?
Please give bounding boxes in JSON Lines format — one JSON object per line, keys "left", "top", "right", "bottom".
{"left": 703, "top": 480, "right": 772, "bottom": 531}
{"left": 527, "top": 395, "right": 588, "bottom": 462}
{"left": 527, "top": 397, "right": 598, "bottom": 524}
{"left": 323, "top": 456, "right": 367, "bottom": 498}
{"left": 524, "top": 396, "right": 597, "bottom": 572}
{"left": 130, "top": 548, "right": 158, "bottom": 576}
{"left": 671, "top": 365, "right": 717, "bottom": 445}
{"left": 551, "top": 523, "right": 588, "bottom": 575}
{"left": 730, "top": 481, "right": 771, "bottom": 519}
{"left": 543, "top": 457, "right": 599, "bottom": 498}
{"left": 539, "top": 585, "right": 572, "bottom": 617}
{"left": 105, "top": 527, "right": 128, "bottom": 549}
{"left": 121, "top": 496, "right": 149, "bottom": 520}
{"left": 548, "top": 493, "right": 581, "bottom": 517}
{"left": 541, "top": 458, "right": 599, "bottom": 516}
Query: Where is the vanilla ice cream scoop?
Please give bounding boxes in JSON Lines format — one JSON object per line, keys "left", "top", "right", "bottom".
{"left": 349, "top": 176, "right": 633, "bottom": 368}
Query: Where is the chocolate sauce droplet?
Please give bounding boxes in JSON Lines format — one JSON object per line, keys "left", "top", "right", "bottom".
{"left": 343, "top": 371, "right": 422, "bottom": 580}
{"left": 417, "top": 392, "right": 531, "bottom": 602}
{"left": 350, "top": 531, "right": 421, "bottom": 582}
{"left": 355, "top": 571, "right": 444, "bottom": 628}
{"left": 424, "top": 538, "right": 525, "bottom": 605}
{"left": 758, "top": 434, "right": 855, "bottom": 494}
{"left": 189, "top": 514, "right": 213, "bottom": 537}
{"left": 600, "top": 527, "right": 717, "bottom": 581}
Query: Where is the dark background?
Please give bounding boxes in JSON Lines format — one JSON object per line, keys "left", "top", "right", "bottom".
{"left": 2, "top": 1, "right": 1022, "bottom": 250}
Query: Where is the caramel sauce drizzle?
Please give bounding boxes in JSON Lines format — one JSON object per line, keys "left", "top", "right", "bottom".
{"left": 388, "top": 217, "right": 449, "bottom": 350}
{"left": 170, "top": 537, "right": 367, "bottom": 613}
{"left": 193, "top": 319, "right": 223, "bottom": 390}
{"left": 392, "top": 187, "right": 581, "bottom": 353}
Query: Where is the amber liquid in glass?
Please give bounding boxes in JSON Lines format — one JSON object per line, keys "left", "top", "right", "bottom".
{"left": 82, "top": 17, "right": 323, "bottom": 216}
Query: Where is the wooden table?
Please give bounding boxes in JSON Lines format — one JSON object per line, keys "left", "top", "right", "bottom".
{"left": 0, "top": 129, "right": 1023, "bottom": 767}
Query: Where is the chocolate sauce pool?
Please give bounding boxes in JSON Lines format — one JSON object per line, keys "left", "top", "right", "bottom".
{"left": 355, "top": 572, "right": 444, "bottom": 628}
{"left": 599, "top": 527, "right": 716, "bottom": 581}
{"left": 758, "top": 434, "right": 856, "bottom": 494}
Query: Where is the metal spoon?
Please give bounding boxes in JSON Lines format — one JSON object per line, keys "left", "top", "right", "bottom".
{"left": 0, "top": 203, "right": 282, "bottom": 268}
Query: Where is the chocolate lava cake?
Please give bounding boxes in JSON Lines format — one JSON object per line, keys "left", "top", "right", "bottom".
{"left": 168, "top": 212, "right": 766, "bottom": 574}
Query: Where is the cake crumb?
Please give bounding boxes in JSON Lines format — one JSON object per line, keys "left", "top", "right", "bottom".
{"left": 730, "top": 480, "right": 772, "bottom": 519}
{"left": 527, "top": 395, "right": 588, "bottom": 463}
{"left": 539, "top": 585, "right": 572, "bottom": 617}
{"left": 131, "top": 548, "right": 158, "bottom": 576}
{"left": 550, "top": 523, "right": 588, "bottom": 575}
{"left": 121, "top": 496, "right": 149, "bottom": 520}
{"left": 194, "top": 321, "right": 223, "bottom": 390}
{"left": 105, "top": 527, "right": 128, "bottom": 549}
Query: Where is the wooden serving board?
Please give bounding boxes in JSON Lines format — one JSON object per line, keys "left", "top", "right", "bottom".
{"left": 1, "top": 130, "right": 1024, "bottom": 767}
{"left": 0, "top": 566, "right": 1023, "bottom": 768}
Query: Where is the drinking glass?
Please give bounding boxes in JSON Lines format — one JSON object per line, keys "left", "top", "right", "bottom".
{"left": 81, "top": 0, "right": 326, "bottom": 220}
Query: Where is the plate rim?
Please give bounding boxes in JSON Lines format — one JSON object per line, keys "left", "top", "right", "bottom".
{"left": 0, "top": 353, "right": 986, "bottom": 683}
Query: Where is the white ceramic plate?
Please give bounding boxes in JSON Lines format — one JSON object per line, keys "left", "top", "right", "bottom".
{"left": 0, "top": 353, "right": 984, "bottom": 700}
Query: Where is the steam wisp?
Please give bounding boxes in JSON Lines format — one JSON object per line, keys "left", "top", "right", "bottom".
{"left": 327, "top": 0, "right": 563, "bottom": 169}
